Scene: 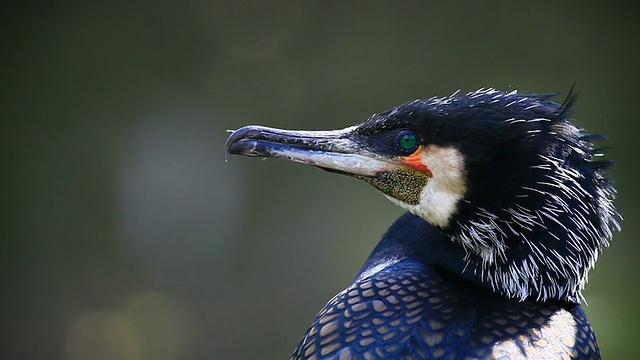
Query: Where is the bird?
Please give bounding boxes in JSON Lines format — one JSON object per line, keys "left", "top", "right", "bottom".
{"left": 224, "top": 88, "right": 619, "bottom": 359}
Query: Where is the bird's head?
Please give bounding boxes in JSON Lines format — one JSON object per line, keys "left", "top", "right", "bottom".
{"left": 225, "top": 88, "right": 619, "bottom": 303}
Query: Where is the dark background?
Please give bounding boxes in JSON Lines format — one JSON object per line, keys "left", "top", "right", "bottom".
{"left": 3, "top": 2, "right": 638, "bottom": 359}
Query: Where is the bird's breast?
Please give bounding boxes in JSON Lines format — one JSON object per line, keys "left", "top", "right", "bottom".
{"left": 290, "top": 260, "right": 599, "bottom": 360}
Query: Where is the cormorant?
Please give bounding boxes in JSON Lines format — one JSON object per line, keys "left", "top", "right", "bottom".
{"left": 225, "top": 88, "right": 619, "bottom": 359}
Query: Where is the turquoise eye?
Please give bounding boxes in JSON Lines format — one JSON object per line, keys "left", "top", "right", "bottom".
{"left": 398, "top": 131, "right": 418, "bottom": 151}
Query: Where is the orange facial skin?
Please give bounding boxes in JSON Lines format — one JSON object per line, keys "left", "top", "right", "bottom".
{"left": 401, "top": 146, "right": 432, "bottom": 176}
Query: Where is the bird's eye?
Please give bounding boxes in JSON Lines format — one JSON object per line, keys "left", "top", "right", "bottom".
{"left": 397, "top": 131, "right": 419, "bottom": 152}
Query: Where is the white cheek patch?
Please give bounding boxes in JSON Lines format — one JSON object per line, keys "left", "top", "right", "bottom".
{"left": 387, "top": 146, "right": 467, "bottom": 228}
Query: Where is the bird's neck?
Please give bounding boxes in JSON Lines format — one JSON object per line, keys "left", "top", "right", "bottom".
{"left": 356, "top": 212, "right": 470, "bottom": 288}
{"left": 358, "top": 205, "right": 610, "bottom": 304}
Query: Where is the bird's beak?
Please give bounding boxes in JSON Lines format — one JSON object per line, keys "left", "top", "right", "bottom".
{"left": 225, "top": 125, "right": 430, "bottom": 205}
{"left": 225, "top": 125, "right": 393, "bottom": 176}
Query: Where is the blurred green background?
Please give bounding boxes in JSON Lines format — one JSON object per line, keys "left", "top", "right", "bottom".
{"left": 3, "top": 2, "right": 638, "bottom": 359}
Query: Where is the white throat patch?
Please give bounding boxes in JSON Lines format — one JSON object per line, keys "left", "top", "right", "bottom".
{"left": 386, "top": 145, "right": 467, "bottom": 228}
